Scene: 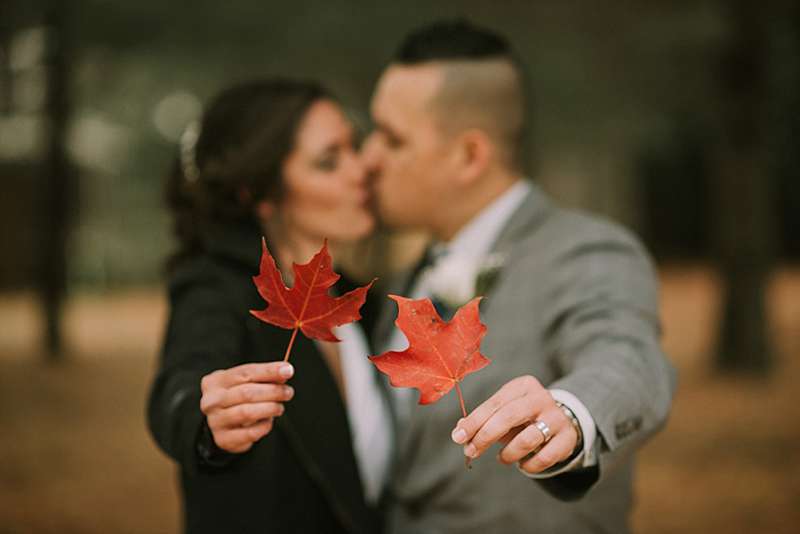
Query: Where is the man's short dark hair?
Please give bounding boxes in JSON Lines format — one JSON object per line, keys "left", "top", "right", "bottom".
{"left": 395, "top": 18, "right": 512, "bottom": 64}
{"left": 393, "top": 19, "right": 530, "bottom": 173}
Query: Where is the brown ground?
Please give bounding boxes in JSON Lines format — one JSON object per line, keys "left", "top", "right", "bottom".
{"left": 0, "top": 266, "right": 798, "bottom": 534}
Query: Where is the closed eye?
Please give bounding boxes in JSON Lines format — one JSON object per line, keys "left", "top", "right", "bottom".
{"left": 314, "top": 147, "right": 340, "bottom": 171}
{"left": 374, "top": 121, "right": 405, "bottom": 149}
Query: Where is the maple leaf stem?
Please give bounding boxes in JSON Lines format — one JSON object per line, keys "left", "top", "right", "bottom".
{"left": 454, "top": 382, "right": 467, "bottom": 418}
{"left": 283, "top": 327, "right": 299, "bottom": 362}
{"left": 454, "top": 383, "right": 473, "bottom": 469}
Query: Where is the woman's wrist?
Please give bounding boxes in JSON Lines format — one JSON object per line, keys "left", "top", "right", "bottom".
{"left": 196, "top": 418, "right": 237, "bottom": 468}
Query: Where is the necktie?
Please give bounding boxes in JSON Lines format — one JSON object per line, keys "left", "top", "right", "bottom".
{"left": 430, "top": 293, "right": 454, "bottom": 321}
{"left": 381, "top": 245, "right": 452, "bottom": 423}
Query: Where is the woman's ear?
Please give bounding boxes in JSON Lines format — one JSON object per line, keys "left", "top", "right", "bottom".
{"left": 254, "top": 199, "right": 276, "bottom": 223}
{"left": 454, "top": 129, "right": 493, "bottom": 186}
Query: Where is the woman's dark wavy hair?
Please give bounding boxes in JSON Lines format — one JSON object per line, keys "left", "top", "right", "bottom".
{"left": 165, "top": 79, "right": 329, "bottom": 270}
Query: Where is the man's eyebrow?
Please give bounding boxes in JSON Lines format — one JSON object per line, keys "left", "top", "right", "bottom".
{"left": 374, "top": 120, "right": 401, "bottom": 139}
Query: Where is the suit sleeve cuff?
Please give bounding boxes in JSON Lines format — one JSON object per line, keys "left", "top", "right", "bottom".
{"left": 518, "top": 388, "right": 598, "bottom": 479}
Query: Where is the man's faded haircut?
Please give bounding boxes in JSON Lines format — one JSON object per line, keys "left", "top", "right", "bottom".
{"left": 394, "top": 19, "right": 529, "bottom": 171}
{"left": 395, "top": 18, "right": 512, "bottom": 63}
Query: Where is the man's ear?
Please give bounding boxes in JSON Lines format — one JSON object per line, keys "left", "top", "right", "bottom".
{"left": 453, "top": 129, "right": 493, "bottom": 186}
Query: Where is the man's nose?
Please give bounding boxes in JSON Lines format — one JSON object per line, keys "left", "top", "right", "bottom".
{"left": 359, "top": 132, "right": 382, "bottom": 172}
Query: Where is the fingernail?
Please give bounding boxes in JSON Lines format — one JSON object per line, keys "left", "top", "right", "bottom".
{"left": 451, "top": 428, "right": 467, "bottom": 444}
{"left": 280, "top": 364, "right": 294, "bottom": 378}
{"left": 284, "top": 386, "right": 294, "bottom": 398}
{"left": 464, "top": 444, "right": 477, "bottom": 458}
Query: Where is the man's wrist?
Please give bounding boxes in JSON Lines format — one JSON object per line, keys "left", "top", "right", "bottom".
{"left": 549, "top": 388, "right": 597, "bottom": 468}
{"left": 555, "top": 400, "right": 583, "bottom": 459}
{"left": 519, "top": 389, "right": 598, "bottom": 479}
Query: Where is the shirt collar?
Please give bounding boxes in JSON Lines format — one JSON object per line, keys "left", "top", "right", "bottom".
{"left": 434, "top": 179, "right": 532, "bottom": 260}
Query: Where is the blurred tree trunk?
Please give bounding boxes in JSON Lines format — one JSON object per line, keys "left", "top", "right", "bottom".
{"left": 0, "top": 11, "right": 10, "bottom": 115}
{"left": 711, "top": 0, "right": 777, "bottom": 374}
{"left": 40, "top": 0, "right": 75, "bottom": 361}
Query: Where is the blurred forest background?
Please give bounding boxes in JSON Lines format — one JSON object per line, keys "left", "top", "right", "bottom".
{"left": 0, "top": 1, "right": 798, "bottom": 533}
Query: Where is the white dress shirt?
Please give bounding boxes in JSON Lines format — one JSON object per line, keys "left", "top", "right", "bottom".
{"left": 330, "top": 322, "right": 393, "bottom": 504}
{"left": 383, "top": 179, "right": 598, "bottom": 478}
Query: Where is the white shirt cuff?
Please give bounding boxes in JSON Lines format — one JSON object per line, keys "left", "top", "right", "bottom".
{"left": 518, "top": 388, "right": 598, "bottom": 479}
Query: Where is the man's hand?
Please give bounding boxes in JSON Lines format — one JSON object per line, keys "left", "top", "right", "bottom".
{"left": 200, "top": 362, "right": 295, "bottom": 454}
{"left": 450, "top": 375, "right": 578, "bottom": 475}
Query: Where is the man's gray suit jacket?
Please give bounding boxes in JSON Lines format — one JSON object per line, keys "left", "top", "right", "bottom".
{"left": 375, "top": 183, "right": 677, "bottom": 534}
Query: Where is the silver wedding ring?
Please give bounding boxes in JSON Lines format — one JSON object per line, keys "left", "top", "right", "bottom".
{"left": 533, "top": 420, "right": 552, "bottom": 444}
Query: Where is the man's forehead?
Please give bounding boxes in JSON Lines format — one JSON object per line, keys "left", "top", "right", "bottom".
{"left": 373, "top": 64, "right": 443, "bottom": 113}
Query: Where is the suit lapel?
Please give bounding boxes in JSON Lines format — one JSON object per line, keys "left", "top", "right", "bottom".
{"left": 479, "top": 183, "right": 553, "bottom": 317}
{"left": 371, "top": 253, "right": 429, "bottom": 351}
{"left": 368, "top": 253, "right": 432, "bottom": 482}
{"left": 488, "top": 182, "right": 552, "bottom": 260}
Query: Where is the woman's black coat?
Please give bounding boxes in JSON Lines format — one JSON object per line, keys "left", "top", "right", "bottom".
{"left": 147, "top": 223, "right": 384, "bottom": 534}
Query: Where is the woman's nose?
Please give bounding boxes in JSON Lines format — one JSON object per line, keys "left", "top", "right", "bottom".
{"left": 344, "top": 150, "right": 367, "bottom": 185}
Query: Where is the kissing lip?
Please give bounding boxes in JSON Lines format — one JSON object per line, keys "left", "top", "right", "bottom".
{"left": 355, "top": 187, "right": 373, "bottom": 207}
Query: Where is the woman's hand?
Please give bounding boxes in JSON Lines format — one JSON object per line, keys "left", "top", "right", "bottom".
{"left": 200, "top": 362, "right": 295, "bottom": 453}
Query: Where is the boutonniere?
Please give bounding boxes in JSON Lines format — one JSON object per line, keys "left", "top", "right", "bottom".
{"left": 420, "top": 252, "right": 507, "bottom": 310}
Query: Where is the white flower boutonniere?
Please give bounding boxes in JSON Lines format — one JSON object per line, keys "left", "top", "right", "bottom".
{"left": 420, "top": 252, "right": 507, "bottom": 310}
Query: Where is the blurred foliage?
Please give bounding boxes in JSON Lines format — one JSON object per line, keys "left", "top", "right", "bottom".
{"left": 0, "top": 0, "right": 797, "bottom": 289}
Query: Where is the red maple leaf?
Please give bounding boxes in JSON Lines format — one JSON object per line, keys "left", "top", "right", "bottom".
{"left": 250, "top": 237, "right": 375, "bottom": 362}
{"left": 369, "top": 295, "right": 491, "bottom": 417}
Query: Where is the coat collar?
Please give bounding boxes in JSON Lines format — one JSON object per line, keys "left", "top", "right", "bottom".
{"left": 265, "top": 330, "right": 378, "bottom": 533}
{"left": 202, "top": 220, "right": 264, "bottom": 269}
{"left": 488, "top": 181, "right": 552, "bottom": 257}
{"left": 204, "top": 221, "right": 379, "bottom": 532}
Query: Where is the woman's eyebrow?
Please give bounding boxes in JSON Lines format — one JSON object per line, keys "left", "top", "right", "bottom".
{"left": 318, "top": 141, "right": 342, "bottom": 154}
{"left": 318, "top": 129, "right": 354, "bottom": 153}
